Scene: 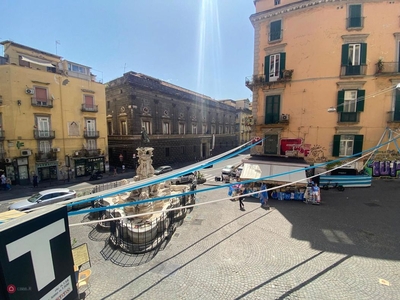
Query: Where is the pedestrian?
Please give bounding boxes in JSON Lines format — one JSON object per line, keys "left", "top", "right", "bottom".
{"left": 0, "top": 174, "right": 5, "bottom": 190}
{"left": 33, "top": 173, "right": 38, "bottom": 188}
{"left": 312, "top": 182, "right": 320, "bottom": 204}
{"left": 122, "top": 164, "right": 125, "bottom": 173}
{"left": 238, "top": 190, "right": 245, "bottom": 210}
{"left": 5, "top": 177, "right": 11, "bottom": 191}
{"left": 113, "top": 167, "right": 117, "bottom": 176}
{"left": 260, "top": 183, "right": 269, "bottom": 207}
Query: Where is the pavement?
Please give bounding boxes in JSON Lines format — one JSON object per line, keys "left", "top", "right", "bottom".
{"left": 67, "top": 178, "right": 400, "bottom": 299}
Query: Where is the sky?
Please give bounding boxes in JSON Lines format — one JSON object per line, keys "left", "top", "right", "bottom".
{"left": 2, "top": 0, "right": 256, "bottom": 101}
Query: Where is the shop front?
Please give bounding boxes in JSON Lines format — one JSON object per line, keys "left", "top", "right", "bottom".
{"left": 74, "top": 156, "right": 105, "bottom": 178}
{"left": 36, "top": 161, "right": 58, "bottom": 183}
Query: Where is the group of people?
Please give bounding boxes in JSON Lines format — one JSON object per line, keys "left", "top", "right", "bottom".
{"left": 229, "top": 183, "right": 270, "bottom": 211}
{"left": 0, "top": 174, "right": 12, "bottom": 191}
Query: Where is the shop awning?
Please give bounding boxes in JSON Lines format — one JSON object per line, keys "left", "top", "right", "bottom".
{"left": 240, "top": 159, "right": 309, "bottom": 185}
{"left": 20, "top": 54, "right": 55, "bottom": 68}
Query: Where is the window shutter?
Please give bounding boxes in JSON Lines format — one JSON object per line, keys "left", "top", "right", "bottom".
{"left": 279, "top": 52, "right": 286, "bottom": 78}
{"left": 356, "top": 90, "right": 365, "bottom": 112}
{"left": 332, "top": 135, "right": 341, "bottom": 156}
{"left": 264, "top": 55, "right": 270, "bottom": 82}
{"left": 360, "top": 43, "right": 367, "bottom": 65}
{"left": 353, "top": 135, "right": 363, "bottom": 157}
{"left": 341, "top": 44, "right": 349, "bottom": 65}
{"left": 337, "top": 91, "right": 344, "bottom": 112}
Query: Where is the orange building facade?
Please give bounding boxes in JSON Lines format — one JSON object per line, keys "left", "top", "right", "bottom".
{"left": 248, "top": 0, "right": 400, "bottom": 165}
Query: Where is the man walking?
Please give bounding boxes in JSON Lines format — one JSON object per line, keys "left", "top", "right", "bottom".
{"left": 238, "top": 190, "right": 245, "bottom": 210}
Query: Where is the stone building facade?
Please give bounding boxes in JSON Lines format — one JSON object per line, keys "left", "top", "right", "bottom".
{"left": 106, "top": 72, "right": 237, "bottom": 168}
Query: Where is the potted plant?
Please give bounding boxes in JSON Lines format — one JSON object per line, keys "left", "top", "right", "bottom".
{"left": 196, "top": 172, "right": 206, "bottom": 184}
{"left": 377, "top": 58, "right": 384, "bottom": 73}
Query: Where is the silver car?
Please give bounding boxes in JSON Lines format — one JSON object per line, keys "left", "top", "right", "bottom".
{"left": 154, "top": 165, "right": 173, "bottom": 175}
{"left": 171, "top": 173, "right": 195, "bottom": 184}
{"left": 221, "top": 165, "right": 235, "bottom": 176}
{"left": 8, "top": 188, "right": 77, "bottom": 211}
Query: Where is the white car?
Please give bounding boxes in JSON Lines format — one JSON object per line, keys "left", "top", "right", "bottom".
{"left": 154, "top": 165, "right": 173, "bottom": 175}
{"left": 221, "top": 165, "right": 235, "bottom": 176}
{"left": 171, "top": 173, "right": 195, "bottom": 184}
{"left": 8, "top": 188, "right": 77, "bottom": 211}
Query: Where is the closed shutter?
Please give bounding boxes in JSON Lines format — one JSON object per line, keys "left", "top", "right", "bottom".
{"left": 332, "top": 135, "right": 341, "bottom": 156}
{"left": 270, "top": 20, "right": 281, "bottom": 41}
{"left": 356, "top": 90, "right": 365, "bottom": 112}
{"left": 337, "top": 91, "right": 345, "bottom": 112}
{"left": 35, "top": 87, "right": 47, "bottom": 101}
{"left": 341, "top": 44, "right": 349, "bottom": 66}
{"left": 265, "top": 96, "right": 280, "bottom": 124}
{"left": 85, "top": 95, "right": 94, "bottom": 108}
{"left": 280, "top": 52, "right": 286, "bottom": 78}
{"left": 353, "top": 135, "right": 363, "bottom": 157}
{"left": 264, "top": 56, "right": 270, "bottom": 82}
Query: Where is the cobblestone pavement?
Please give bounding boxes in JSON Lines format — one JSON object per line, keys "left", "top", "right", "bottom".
{"left": 69, "top": 179, "right": 400, "bottom": 300}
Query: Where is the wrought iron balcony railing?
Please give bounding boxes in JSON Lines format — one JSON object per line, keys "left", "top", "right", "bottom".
{"left": 375, "top": 62, "right": 400, "bottom": 75}
{"left": 33, "top": 130, "right": 55, "bottom": 139}
{"left": 387, "top": 111, "right": 400, "bottom": 122}
{"left": 31, "top": 98, "right": 53, "bottom": 108}
{"left": 35, "top": 152, "right": 57, "bottom": 161}
{"left": 340, "top": 65, "right": 367, "bottom": 77}
{"left": 338, "top": 112, "right": 359, "bottom": 123}
{"left": 84, "top": 130, "right": 100, "bottom": 138}
{"left": 245, "top": 70, "right": 293, "bottom": 88}
{"left": 346, "top": 17, "right": 364, "bottom": 29}
{"left": 81, "top": 104, "right": 99, "bottom": 112}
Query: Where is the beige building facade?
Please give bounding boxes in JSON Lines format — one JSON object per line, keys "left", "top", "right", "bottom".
{"left": 0, "top": 41, "right": 107, "bottom": 185}
{"left": 248, "top": 0, "right": 400, "bottom": 165}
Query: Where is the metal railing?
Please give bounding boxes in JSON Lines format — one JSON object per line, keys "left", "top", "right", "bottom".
{"left": 346, "top": 17, "right": 364, "bottom": 29}
{"left": 81, "top": 104, "right": 99, "bottom": 112}
{"left": 31, "top": 98, "right": 54, "bottom": 108}
{"left": 338, "top": 112, "right": 359, "bottom": 123}
{"left": 83, "top": 130, "right": 99, "bottom": 138}
{"left": 375, "top": 62, "right": 400, "bottom": 74}
{"left": 35, "top": 152, "right": 57, "bottom": 161}
{"left": 33, "top": 130, "right": 55, "bottom": 139}
{"left": 340, "top": 64, "right": 367, "bottom": 76}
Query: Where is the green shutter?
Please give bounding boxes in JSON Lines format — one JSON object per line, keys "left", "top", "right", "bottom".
{"left": 332, "top": 135, "right": 341, "bottom": 156}
{"left": 264, "top": 56, "right": 270, "bottom": 82}
{"left": 337, "top": 91, "right": 344, "bottom": 112}
{"left": 360, "top": 43, "right": 367, "bottom": 65}
{"left": 353, "top": 135, "right": 364, "bottom": 157}
{"left": 350, "top": 4, "right": 361, "bottom": 17}
{"left": 356, "top": 90, "right": 365, "bottom": 112}
{"left": 341, "top": 44, "right": 349, "bottom": 65}
{"left": 280, "top": 52, "right": 286, "bottom": 78}
{"left": 265, "top": 96, "right": 273, "bottom": 124}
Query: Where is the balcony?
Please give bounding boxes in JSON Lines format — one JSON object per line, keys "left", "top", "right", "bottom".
{"left": 35, "top": 151, "right": 57, "bottom": 162}
{"left": 387, "top": 111, "right": 400, "bottom": 123}
{"left": 338, "top": 112, "right": 359, "bottom": 123}
{"left": 340, "top": 65, "right": 367, "bottom": 77}
{"left": 33, "top": 130, "right": 55, "bottom": 139}
{"left": 375, "top": 62, "right": 400, "bottom": 76}
{"left": 81, "top": 104, "right": 99, "bottom": 112}
{"left": 245, "top": 70, "right": 293, "bottom": 89}
{"left": 0, "top": 130, "right": 5, "bottom": 141}
{"left": 346, "top": 17, "right": 364, "bottom": 29}
{"left": 84, "top": 130, "right": 100, "bottom": 138}
{"left": 31, "top": 98, "right": 53, "bottom": 108}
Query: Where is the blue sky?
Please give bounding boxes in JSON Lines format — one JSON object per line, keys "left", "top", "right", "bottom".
{"left": 2, "top": 1, "right": 255, "bottom": 100}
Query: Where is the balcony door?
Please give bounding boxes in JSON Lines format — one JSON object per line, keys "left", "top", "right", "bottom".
{"left": 86, "top": 119, "right": 96, "bottom": 137}
{"left": 394, "top": 90, "right": 400, "bottom": 121}
{"left": 38, "top": 117, "right": 50, "bottom": 137}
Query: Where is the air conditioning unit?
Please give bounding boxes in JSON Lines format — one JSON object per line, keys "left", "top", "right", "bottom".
{"left": 53, "top": 147, "right": 61, "bottom": 152}
{"left": 4, "top": 158, "right": 12, "bottom": 163}
{"left": 21, "top": 149, "right": 32, "bottom": 156}
{"left": 280, "top": 114, "right": 290, "bottom": 122}
{"left": 25, "top": 88, "right": 34, "bottom": 95}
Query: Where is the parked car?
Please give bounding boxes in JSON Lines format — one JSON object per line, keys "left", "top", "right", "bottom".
{"left": 8, "top": 188, "right": 77, "bottom": 211}
{"left": 154, "top": 165, "right": 173, "bottom": 175}
{"left": 221, "top": 165, "right": 235, "bottom": 176}
{"left": 171, "top": 173, "right": 195, "bottom": 184}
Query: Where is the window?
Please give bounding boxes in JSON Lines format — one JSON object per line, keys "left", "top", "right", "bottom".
{"left": 202, "top": 124, "right": 207, "bottom": 134}
{"left": 107, "top": 121, "right": 112, "bottom": 135}
{"left": 35, "top": 87, "right": 48, "bottom": 105}
{"left": 37, "top": 117, "right": 50, "bottom": 137}
{"left": 341, "top": 43, "right": 367, "bottom": 76}
{"left": 265, "top": 95, "right": 280, "bottom": 124}
{"left": 211, "top": 125, "right": 216, "bottom": 134}
{"left": 332, "top": 135, "right": 363, "bottom": 157}
{"left": 225, "top": 126, "right": 229, "bottom": 134}
{"left": 192, "top": 124, "right": 197, "bottom": 134}
{"left": 84, "top": 95, "right": 94, "bottom": 108}
{"left": 120, "top": 120, "right": 127, "bottom": 135}
{"left": 68, "top": 63, "right": 87, "bottom": 74}
{"left": 163, "top": 122, "right": 170, "bottom": 134}
{"left": 264, "top": 53, "right": 286, "bottom": 82}
{"left": 179, "top": 123, "right": 185, "bottom": 135}
{"left": 348, "top": 4, "right": 362, "bottom": 28}
{"left": 219, "top": 125, "right": 223, "bottom": 134}
{"left": 269, "top": 20, "right": 282, "bottom": 42}
{"left": 274, "top": 0, "right": 280, "bottom": 5}
{"left": 337, "top": 90, "right": 365, "bottom": 122}
{"left": 142, "top": 121, "right": 151, "bottom": 135}
{"left": 86, "top": 119, "right": 96, "bottom": 137}
{"left": 87, "top": 139, "right": 96, "bottom": 150}
{"left": 39, "top": 141, "right": 51, "bottom": 153}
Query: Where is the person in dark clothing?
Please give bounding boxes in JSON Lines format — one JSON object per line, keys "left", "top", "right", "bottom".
{"left": 33, "top": 174, "right": 39, "bottom": 188}
{"left": 238, "top": 190, "right": 245, "bottom": 210}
